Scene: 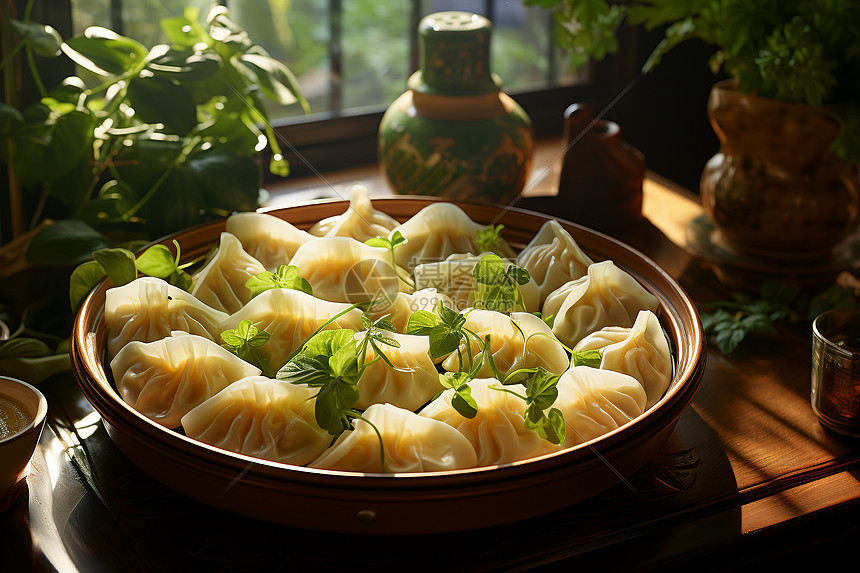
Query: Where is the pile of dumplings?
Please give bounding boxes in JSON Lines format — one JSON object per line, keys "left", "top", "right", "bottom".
{"left": 105, "top": 185, "right": 673, "bottom": 474}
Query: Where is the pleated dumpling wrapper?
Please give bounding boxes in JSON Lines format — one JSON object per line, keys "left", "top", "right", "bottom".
{"left": 308, "top": 184, "right": 399, "bottom": 242}
{"left": 544, "top": 260, "right": 660, "bottom": 348}
{"left": 574, "top": 310, "right": 672, "bottom": 409}
{"left": 516, "top": 219, "right": 594, "bottom": 305}
{"left": 554, "top": 366, "right": 646, "bottom": 448}
{"left": 419, "top": 378, "right": 562, "bottom": 467}
{"left": 441, "top": 310, "right": 569, "bottom": 379}
{"left": 363, "top": 288, "right": 453, "bottom": 333}
{"left": 104, "top": 277, "right": 228, "bottom": 360}
{"left": 110, "top": 333, "right": 261, "bottom": 429}
{"left": 225, "top": 211, "right": 313, "bottom": 271}
{"left": 388, "top": 202, "right": 514, "bottom": 272}
{"left": 413, "top": 252, "right": 540, "bottom": 313}
{"left": 287, "top": 236, "right": 411, "bottom": 304}
{"left": 218, "top": 288, "right": 364, "bottom": 372}
{"left": 309, "top": 403, "right": 478, "bottom": 473}
{"left": 181, "top": 376, "right": 331, "bottom": 466}
{"left": 190, "top": 232, "right": 267, "bottom": 314}
{"left": 353, "top": 331, "right": 442, "bottom": 411}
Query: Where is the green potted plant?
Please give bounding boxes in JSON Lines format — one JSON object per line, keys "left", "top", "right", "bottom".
{"left": 0, "top": 4, "right": 307, "bottom": 383}
{"left": 528, "top": 0, "right": 860, "bottom": 259}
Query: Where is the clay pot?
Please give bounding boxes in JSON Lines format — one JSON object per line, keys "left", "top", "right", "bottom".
{"left": 700, "top": 79, "right": 860, "bottom": 259}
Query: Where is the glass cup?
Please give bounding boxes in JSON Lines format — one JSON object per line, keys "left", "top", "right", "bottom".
{"left": 811, "top": 309, "right": 860, "bottom": 438}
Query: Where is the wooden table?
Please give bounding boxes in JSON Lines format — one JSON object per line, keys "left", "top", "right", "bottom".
{"left": 3, "top": 144, "right": 860, "bottom": 571}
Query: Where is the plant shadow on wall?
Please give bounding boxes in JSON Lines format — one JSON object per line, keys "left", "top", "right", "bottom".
{"left": 529, "top": 0, "right": 860, "bottom": 258}
{"left": 0, "top": 4, "right": 307, "bottom": 383}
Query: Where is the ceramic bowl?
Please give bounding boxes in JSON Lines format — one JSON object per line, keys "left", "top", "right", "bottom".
{"left": 0, "top": 376, "right": 48, "bottom": 500}
{"left": 71, "top": 197, "right": 706, "bottom": 534}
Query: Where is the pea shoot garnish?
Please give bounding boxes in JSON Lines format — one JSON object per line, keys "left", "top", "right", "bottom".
{"left": 472, "top": 254, "right": 531, "bottom": 314}
{"left": 275, "top": 309, "right": 407, "bottom": 471}
{"left": 245, "top": 264, "right": 313, "bottom": 298}
{"left": 220, "top": 319, "right": 274, "bottom": 377}
{"left": 493, "top": 367, "right": 566, "bottom": 446}
{"left": 365, "top": 231, "right": 414, "bottom": 288}
{"left": 571, "top": 348, "right": 602, "bottom": 368}
{"left": 407, "top": 302, "right": 483, "bottom": 371}
{"left": 476, "top": 224, "right": 516, "bottom": 258}
{"left": 439, "top": 372, "right": 479, "bottom": 419}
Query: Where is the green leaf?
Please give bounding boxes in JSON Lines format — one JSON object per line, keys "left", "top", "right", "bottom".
{"left": 439, "top": 372, "right": 478, "bottom": 418}
{"left": 126, "top": 76, "right": 198, "bottom": 136}
{"left": 136, "top": 151, "right": 260, "bottom": 237}
{"left": 245, "top": 265, "right": 312, "bottom": 298}
{"left": 160, "top": 7, "right": 210, "bottom": 47}
{"left": 135, "top": 244, "right": 177, "bottom": 278}
{"left": 572, "top": 349, "right": 602, "bottom": 368}
{"left": 304, "top": 329, "right": 355, "bottom": 360}
{"left": 69, "top": 260, "right": 107, "bottom": 311}
{"left": 92, "top": 248, "right": 138, "bottom": 286}
{"left": 237, "top": 53, "right": 309, "bottom": 111}
{"left": 405, "top": 309, "right": 440, "bottom": 336}
{"left": 12, "top": 108, "right": 95, "bottom": 188}
{"left": 26, "top": 220, "right": 110, "bottom": 267}
{"left": 9, "top": 19, "right": 62, "bottom": 57}
{"left": 147, "top": 49, "right": 221, "bottom": 81}
{"left": 0, "top": 337, "right": 54, "bottom": 358}
{"left": 473, "top": 254, "right": 506, "bottom": 284}
{"left": 62, "top": 27, "right": 148, "bottom": 76}
{"left": 428, "top": 325, "right": 462, "bottom": 359}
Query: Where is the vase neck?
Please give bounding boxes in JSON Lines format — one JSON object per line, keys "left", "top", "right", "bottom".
{"left": 411, "top": 11, "right": 500, "bottom": 96}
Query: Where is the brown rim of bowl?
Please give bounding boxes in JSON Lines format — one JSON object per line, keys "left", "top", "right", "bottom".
{"left": 71, "top": 198, "right": 705, "bottom": 522}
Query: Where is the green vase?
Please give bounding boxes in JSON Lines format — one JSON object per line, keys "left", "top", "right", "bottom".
{"left": 378, "top": 11, "right": 534, "bottom": 205}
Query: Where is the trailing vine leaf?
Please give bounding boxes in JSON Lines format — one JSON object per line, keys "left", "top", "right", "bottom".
{"left": 135, "top": 240, "right": 194, "bottom": 291}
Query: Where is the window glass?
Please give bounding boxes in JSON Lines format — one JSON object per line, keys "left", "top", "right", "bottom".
{"left": 69, "top": 1, "right": 586, "bottom": 123}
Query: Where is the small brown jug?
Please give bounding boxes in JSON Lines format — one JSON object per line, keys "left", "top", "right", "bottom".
{"left": 517, "top": 103, "right": 645, "bottom": 235}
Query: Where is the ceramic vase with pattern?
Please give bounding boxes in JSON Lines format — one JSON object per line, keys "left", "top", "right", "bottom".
{"left": 378, "top": 11, "right": 533, "bottom": 205}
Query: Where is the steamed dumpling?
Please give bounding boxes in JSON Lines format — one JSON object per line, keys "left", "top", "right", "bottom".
{"left": 354, "top": 331, "right": 442, "bottom": 411}
{"left": 190, "top": 232, "right": 267, "bottom": 314}
{"left": 309, "top": 185, "right": 399, "bottom": 242}
{"left": 105, "top": 277, "right": 228, "bottom": 359}
{"left": 287, "top": 236, "right": 410, "bottom": 304}
{"left": 516, "top": 219, "right": 594, "bottom": 305}
{"left": 574, "top": 310, "right": 672, "bottom": 409}
{"left": 219, "top": 288, "right": 364, "bottom": 371}
{"left": 419, "top": 378, "right": 561, "bottom": 466}
{"left": 225, "top": 211, "right": 313, "bottom": 271}
{"left": 554, "top": 366, "right": 646, "bottom": 447}
{"left": 389, "top": 203, "right": 485, "bottom": 272}
{"left": 441, "top": 310, "right": 569, "bottom": 379}
{"left": 413, "top": 252, "right": 540, "bottom": 313}
{"left": 181, "top": 376, "right": 331, "bottom": 466}
{"left": 364, "top": 288, "right": 453, "bottom": 333}
{"left": 309, "top": 403, "right": 478, "bottom": 473}
{"left": 545, "top": 260, "right": 660, "bottom": 348}
{"left": 110, "top": 334, "right": 261, "bottom": 429}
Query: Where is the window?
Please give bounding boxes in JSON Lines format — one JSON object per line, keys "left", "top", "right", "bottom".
{"left": 62, "top": 1, "right": 623, "bottom": 176}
